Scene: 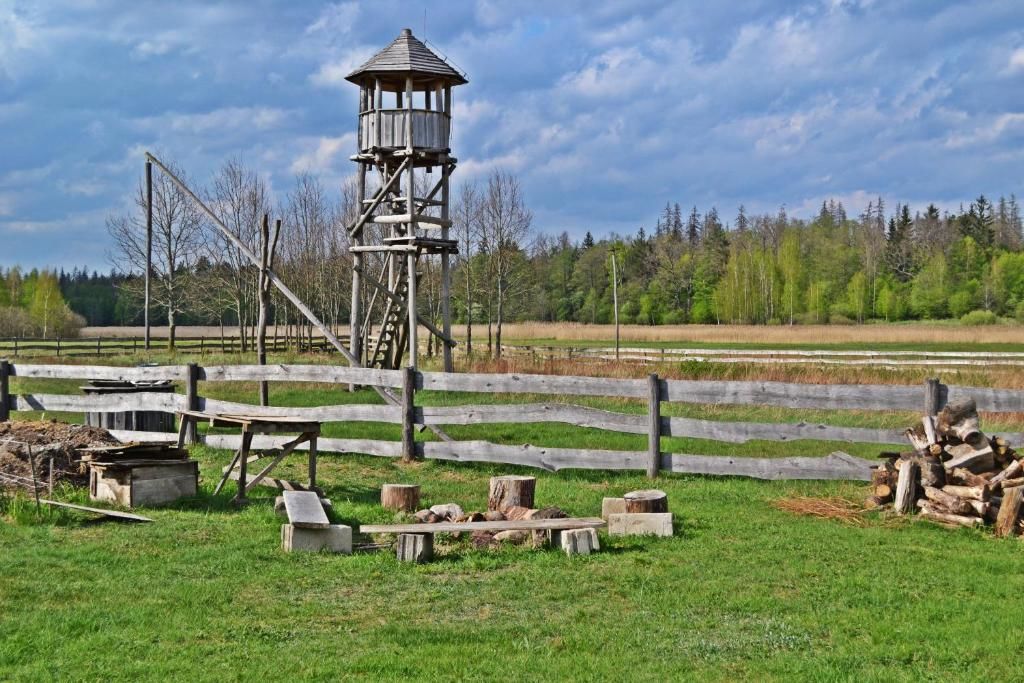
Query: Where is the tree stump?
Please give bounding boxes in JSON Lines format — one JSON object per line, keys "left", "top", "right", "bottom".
{"left": 488, "top": 475, "right": 536, "bottom": 512}
{"left": 396, "top": 533, "right": 433, "bottom": 563}
{"left": 624, "top": 489, "right": 669, "bottom": 513}
{"left": 380, "top": 484, "right": 420, "bottom": 512}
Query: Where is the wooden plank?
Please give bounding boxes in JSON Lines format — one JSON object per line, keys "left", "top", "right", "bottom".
{"left": 662, "top": 451, "right": 874, "bottom": 481}
{"left": 421, "top": 441, "right": 649, "bottom": 472}
{"left": 39, "top": 499, "right": 153, "bottom": 522}
{"left": 11, "top": 392, "right": 186, "bottom": 413}
{"left": 661, "top": 379, "right": 921, "bottom": 410}
{"left": 201, "top": 364, "right": 405, "bottom": 388}
{"left": 360, "top": 517, "right": 606, "bottom": 534}
{"left": 11, "top": 364, "right": 188, "bottom": 381}
{"left": 662, "top": 416, "right": 906, "bottom": 445}
{"left": 198, "top": 398, "right": 400, "bottom": 423}
{"left": 417, "top": 370, "right": 647, "bottom": 398}
{"left": 420, "top": 403, "right": 648, "bottom": 433}
{"left": 282, "top": 490, "right": 330, "bottom": 529}
{"left": 947, "top": 385, "right": 1024, "bottom": 413}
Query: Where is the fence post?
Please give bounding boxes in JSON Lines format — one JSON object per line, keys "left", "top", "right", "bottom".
{"left": 401, "top": 366, "right": 416, "bottom": 463}
{"left": 96, "top": 337, "right": 101, "bottom": 355}
{"left": 185, "top": 362, "right": 200, "bottom": 444}
{"left": 924, "top": 377, "right": 943, "bottom": 417}
{"left": 0, "top": 359, "right": 10, "bottom": 422}
{"left": 56, "top": 338, "right": 61, "bottom": 357}
{"left": 647, "top": 373, "right": 661, "bottom": 478}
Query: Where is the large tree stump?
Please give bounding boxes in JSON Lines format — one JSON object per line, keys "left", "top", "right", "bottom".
{"left": 995, "top": 487, "right": 1024, "bottom": 538}
{"left": 624, "top": 489, "right": 669, "bottom": 513}
{"left": 894, "top": 461, "right": 919, "bottom": 514}
{"left": 396, "top": 533, "right": 433, "bottom": 563}
{"left": 381, "top": 484, "right": 420, "bottom": 512}
{"left": 488, "top": 475, "right": 536, "bottom": 512}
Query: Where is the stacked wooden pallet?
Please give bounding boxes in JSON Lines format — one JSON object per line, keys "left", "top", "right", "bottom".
{"left": 872, "top": 399, "right": 1024, "bottom": 535}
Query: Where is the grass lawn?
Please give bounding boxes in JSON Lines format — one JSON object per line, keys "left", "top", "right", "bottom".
{"left": 4, "top": 353, "right": 1024, "bottom": 679}
{"left": 3, "top": 449, "right": 1024, "bottom": 681}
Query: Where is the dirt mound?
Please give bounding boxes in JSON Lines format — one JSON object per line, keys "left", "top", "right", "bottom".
{"left": 0, "top": 420, "right": 119, "bottom": 489}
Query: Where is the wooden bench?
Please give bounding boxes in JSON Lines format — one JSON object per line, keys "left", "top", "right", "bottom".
{"left": 360, "top": 517, "right": 606, "bottom": 562}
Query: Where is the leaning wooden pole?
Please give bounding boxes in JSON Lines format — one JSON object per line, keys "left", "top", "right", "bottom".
{"left": 144, "top": 152, "right": 454, "bottom": 441}
{"left": 144, "top": 160, "right": 153, "bottom": 350}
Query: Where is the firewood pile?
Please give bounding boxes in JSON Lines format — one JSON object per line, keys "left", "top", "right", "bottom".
{"left": 0, "top": 420, "right": 119, "bottom": 490}
{"left": 871, "top": 399, "right": 1024, "bottom": 535}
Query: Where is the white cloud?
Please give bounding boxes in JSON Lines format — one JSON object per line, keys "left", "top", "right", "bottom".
{"left": 1008, "top": 47, "right": 1024, "bottom": 73}
{"left": 134, "top": 107, "right": 291, "bottom": 135}
{"left": 309, "top": 46, "right": 375, "bottom": 88}
{"left": 945, "top": 113, "right": 1024, "bottom": 149}
{"left": 0, "top": 192, "right": 14, "bottom": 216}
{"left": 289, "top": 133, "right": 356, "bottom": 173}
{"left": 306, "top": 2, "right": 358, "bottom": 35}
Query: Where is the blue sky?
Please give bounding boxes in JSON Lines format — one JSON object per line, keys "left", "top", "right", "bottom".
{"left": 1, "top": 0, "right": 1022, "bottom": 270}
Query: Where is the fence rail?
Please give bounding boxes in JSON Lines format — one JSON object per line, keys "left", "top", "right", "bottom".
{"left": 4, "top": 360, "right": 1023, "bottom": 481}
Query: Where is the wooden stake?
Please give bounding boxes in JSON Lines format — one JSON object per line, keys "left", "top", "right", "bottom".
{"left": 0, "top": 358, "right": 9, "bottom": 422}
{"left": 894, "top": 460, "right": 919, "bottom": 514}
{"left": 647, "top": 373, "right": 661, "bottom": 478}
{"left": 185, "top": 363, "right": 199, "bottom": 445}
{"left": 401, "top": 366, "right": 415, "bottom": 463}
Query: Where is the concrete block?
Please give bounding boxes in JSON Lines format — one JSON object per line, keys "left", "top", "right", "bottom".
{"left": 601, "top": 497, "right": 626, "bottom": 520}
{"left": 607, "top": 512, "right": 674, "bottom": 537}
{"left": 281, "top": 524, "right": 352, "bottom": 554}
{"left": 549, "top": 528, "right": 600, "bottom": 556}
{"left": 397, "top": 533, "right": 434, "bottom": 563}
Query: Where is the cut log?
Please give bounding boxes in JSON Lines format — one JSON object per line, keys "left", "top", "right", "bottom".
{"left": 917, "top": 501, "right": 985, "bottom": 527}
{"left": 941, "top": 484, "right": 990, "bottom": 501}
{"left": 905, "top": 426, "right": 930, "bottom": 451}
{"left": 380, "top": 484, "right": 420, "bottom": 512}
{"left": 990, "top": 459, "right": 1023, "bottom": 487}
{"left": 922, "top": 416, "right": 937, "bottom": 445}
{"left": 995, "top": 487, "right": 1024, "bottom": 538}
{"left": 923, "top": 486, "right": 974, "bottom": 516}
{"left": 873, "top": 484, "right": 893, "bottom": 503}
{"left": 1000, "top": 477, "right": 1024, "bottom": 490}
{"left": 918, "top": 456, "right": 946, "bottom": 488}
{"left": 949, "top": 468, "right": 989, "bottom": 487}
{"left": 396, "top": 533, "right": 433, "bottom": 562}
{"left": 623, "top": 489, "right": 669, "bottom": 513}
{"left": 487, "top": 475, "right": 536, "bottom": 512}
{"left": 936, "top": 399, "right": 983, "bottom": 444}
{"left": 943, "top": 444, "right": 994, "bottom": 473}
{"left": 894, "top": 461, "right": 919, "bottom": 515}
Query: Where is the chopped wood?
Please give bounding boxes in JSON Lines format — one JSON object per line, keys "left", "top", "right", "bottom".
{"left": 990, "top": 459, "right": 1023, "bottom": 487}
{"left": 949, "top": 468, "right": 990, "bottom": 487}
{"left": 918, "top": 455, "right": 946, "bottom": 488}
{"left": 941, "top": 484, "right": 990, "bottom": 501}
{"left": 936, "top": 399, "right": 982, "bottom": 443}
{"left": 943, "top": 444, "right": 994, "bottom": 473}
{"left": 922, "top": 486, "right": 974, "bottom": 516}
{"left": 995, "top": 487, "right": 1024, "bottom": 537}
{"left": 1000, "top": 477, "right": 1024, "bottom": 489}
{"left": 894, "top": 461, "right": 919, "bottom": 514}
{"left": 917, "top": 502, "right": 985, "bottom": 528}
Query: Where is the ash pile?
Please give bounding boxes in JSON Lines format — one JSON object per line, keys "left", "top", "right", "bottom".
{"left": 872, "top": 399, "right": 1024, "bottom": 534}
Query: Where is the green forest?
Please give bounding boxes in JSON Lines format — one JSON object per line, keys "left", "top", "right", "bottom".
{"left": 1, "top": 188, "right": 1022, "bottom": 338}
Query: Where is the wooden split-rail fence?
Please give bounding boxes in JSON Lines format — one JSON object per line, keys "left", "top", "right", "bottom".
{"left": 0, "top": 335, "right": 341, "bottom": 358}
{"left": 3, "top": 360, "right": 1024, "bottom": 481}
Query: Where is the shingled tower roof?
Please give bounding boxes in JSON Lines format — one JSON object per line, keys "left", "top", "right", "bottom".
{"left": 346, "top": 28, "right": 467, "bottom": 85}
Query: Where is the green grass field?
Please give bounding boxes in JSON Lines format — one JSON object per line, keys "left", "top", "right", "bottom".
{"left": 3, "top": 352, "right": 1024, "bottom": 680}
{"left": 3, "top": 450, "right": 1024, "bottom": 681}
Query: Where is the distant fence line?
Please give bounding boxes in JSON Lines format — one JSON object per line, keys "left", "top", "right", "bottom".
{"left": 3, "top": 335, "right": 1024, "bottom": 369}
{"left": 4, "top": 360, "right": 1024, "bottom": 481}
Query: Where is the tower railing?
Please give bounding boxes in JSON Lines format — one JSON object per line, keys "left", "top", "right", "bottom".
{"left": 359, "top": 109, "right": 450, "bottom": 151}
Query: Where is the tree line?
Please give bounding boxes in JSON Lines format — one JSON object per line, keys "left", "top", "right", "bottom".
{"left": 3, "top": 154, "right": 1022, "bottom": 349}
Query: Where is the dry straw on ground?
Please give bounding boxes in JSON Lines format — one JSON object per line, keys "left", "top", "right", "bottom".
{"left": 773, "top": 496, "right": 872, "bottom": 527}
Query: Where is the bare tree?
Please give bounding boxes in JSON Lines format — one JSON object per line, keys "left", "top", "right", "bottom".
{"left": 206, "top": 158, "right": 271, "bottom": 351}
{"left": 480, "top": 171, "right": 532, "bottom": 359}
{"left": 453, "top": 181, "right": 482, "bottom": 357}
{"left": 107, "top": 159, "right": 205, "bottom": 348}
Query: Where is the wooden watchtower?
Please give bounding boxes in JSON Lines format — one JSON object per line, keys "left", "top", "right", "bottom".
{"left": 346, "top": 28, "right": 466, "bottom": 371}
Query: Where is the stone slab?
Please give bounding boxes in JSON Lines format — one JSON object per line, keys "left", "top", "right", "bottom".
{"left": 607, "top": 512, "right": 674, "bottom": 537}
{"left": 276, "top": 495, "right": 332, "bottom": 516}
{"left": 601, "top": 497, "right": 626, "bottom": 520}
{"left": 283, "top": 490, "right": 330, "bottom": 528}
{"left": 549, "top": 527, "right": 600, "bottom": 556}
{"left": 281, "top": 523, "right": 352, "bottom": 553}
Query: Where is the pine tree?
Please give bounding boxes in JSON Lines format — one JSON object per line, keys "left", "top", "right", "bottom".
{"left": 735, "top": 205, "right": 749, "bottom": 233}
{"left": 582, "top": 231, "right": 595, "bottom": 249}
{"left": 686, "top": 205, "right": 700, "bottom": 246}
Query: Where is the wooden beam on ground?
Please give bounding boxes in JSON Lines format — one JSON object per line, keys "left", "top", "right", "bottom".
{"left": 39, "top": 499, "right": 153, "bottom": 522}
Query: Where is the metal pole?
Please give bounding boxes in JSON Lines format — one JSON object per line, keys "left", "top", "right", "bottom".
{"left": 145, "top": 160, "right": 153, "bottom": 350}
